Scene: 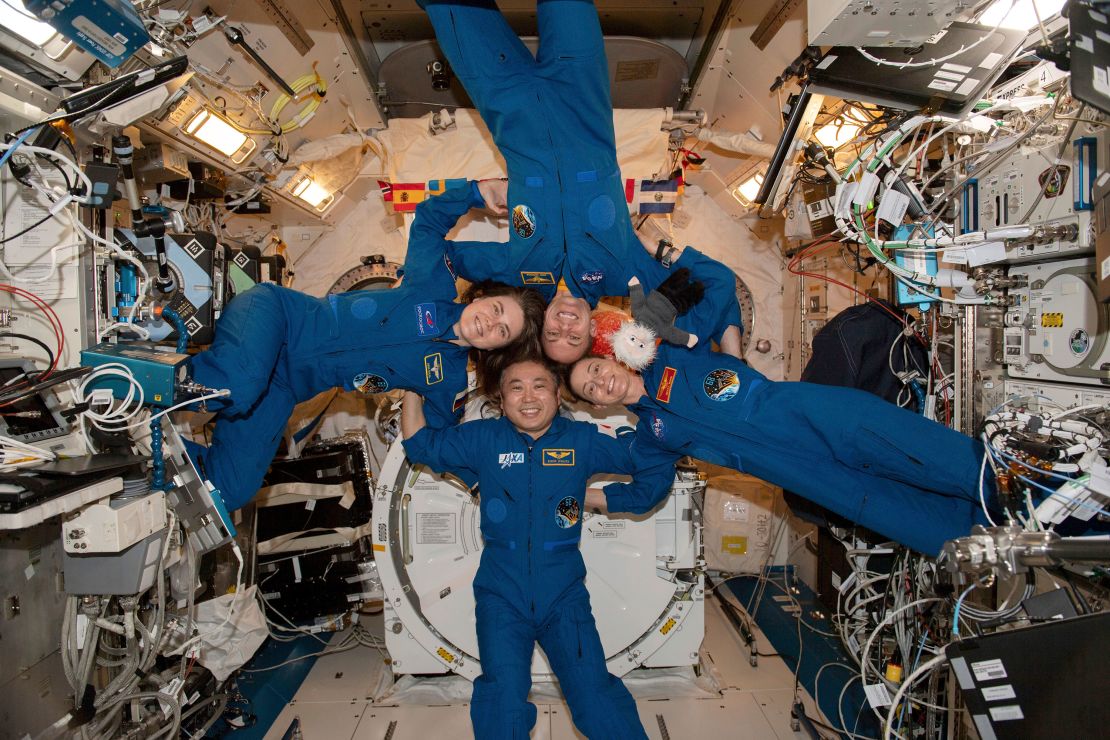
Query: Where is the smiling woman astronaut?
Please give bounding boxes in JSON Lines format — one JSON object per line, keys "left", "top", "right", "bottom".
{"left": 187, "top": 179, "right": 545, "bottom": 511}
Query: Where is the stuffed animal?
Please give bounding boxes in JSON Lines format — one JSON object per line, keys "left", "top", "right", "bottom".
{"left": 589, "top": 268, "right": 706, "bottom": 370}
{"left": 609, "top": 319, "right": 658, "bottom": 371}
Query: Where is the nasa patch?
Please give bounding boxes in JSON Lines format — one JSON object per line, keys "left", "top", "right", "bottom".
{"left": 555, "top": 495, "right": 581, "bottom": 529}
{"left": 415, "top": 303, "right": 438, "bottom": 335}
{"left": 512, "top": 204, "right": 537, "bottom": 239}
{"left": 353, "top": 373, "right": 389, "bottom": 394}
{"left": 444, "top": 252, "right": 457, "bottom": 280}
{"left": 703, "top": 368, "right": 740, "bottom": 402}
{"left": 650, "top": 413, "right": 665, "bottom": 440}
{"left": 580, "top": 270, "right": 604, "bottom": 285}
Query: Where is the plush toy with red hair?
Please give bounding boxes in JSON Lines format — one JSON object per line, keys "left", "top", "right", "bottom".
{"left": 588, "top": 268, "right": 705, "bottom": 371}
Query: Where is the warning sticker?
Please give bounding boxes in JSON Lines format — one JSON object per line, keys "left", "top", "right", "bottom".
{"left": 416, "top": 513, "right": 456, "bottom": 545}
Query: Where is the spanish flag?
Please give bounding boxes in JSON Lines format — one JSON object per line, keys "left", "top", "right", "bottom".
{"left": 391, "top": 182, "right": 426, "bottom": 212}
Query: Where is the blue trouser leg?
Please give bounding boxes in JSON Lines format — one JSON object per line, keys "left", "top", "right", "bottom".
{"left": 419, "top": 0, "right": 535, "bottom": 116}
{"left": 472, "top": 592, "right": 538, "bottom": 739}
{"left": 189, "top": 284, "right": 290, "bottom": 416}
{"left": 737, "top": 383, "right": 990, "bottom": 554}
{"left": 538, "top": 594, "right": 647, "bottom": 740}
{"left": 533, "top": 0, "right": 613, "bottom": 158}
{"left": 202, "top": 374, "right": 297, "bottom": 510}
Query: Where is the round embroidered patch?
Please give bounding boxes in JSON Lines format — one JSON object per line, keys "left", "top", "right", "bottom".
{"left": 587, "top": 194, "right": 616, "bottom": 230}
{"left": 353, "top": 373, "right": 389, "bottom": 394}
{"left": 486, "top": 497, "right": 507, "bottom": 523}
{"left": 580, "top": 270, "right": 604, "bottom": 285}
{"left": 1070, "top": 328, "right": 1090, "bottom": 356}
{"left": 512, "top": 204, "right": 537, "bottom": 239}
{"left": 350, "top": 297, "right": 377, "bottom": 320}
{"left": 650, "top": 413, "right": 665, "bottom": 440}
{"left": 703, "top": 368, "right": 740, "bottom": 402}
{"left": 555, "top": 495, "right": 581, "bottom": 529}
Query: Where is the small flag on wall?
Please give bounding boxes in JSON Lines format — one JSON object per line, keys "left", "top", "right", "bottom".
{"left": 391, "top": 183, "right": 426, "bottom": 212}
{"left": 624, "top": 170, "right": 684, "bottom": 214}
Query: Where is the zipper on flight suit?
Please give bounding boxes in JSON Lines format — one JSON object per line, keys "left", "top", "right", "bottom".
{"left": 526, "top": 441, "right": 535, "bottom": 615}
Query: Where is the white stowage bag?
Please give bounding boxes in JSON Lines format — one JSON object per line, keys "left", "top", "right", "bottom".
{"left": 195, "top": 585, "right": 268, "bottom": 681}
{"left": 703, "top": 472, "right": 780, "bottom": 573}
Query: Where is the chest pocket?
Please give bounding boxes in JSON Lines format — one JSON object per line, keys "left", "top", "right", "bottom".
{"left": 479, "top": 488, "right": 516, "bottom": 548}
{"left": 684, "top": 364, "right": 766, "bottom": 425}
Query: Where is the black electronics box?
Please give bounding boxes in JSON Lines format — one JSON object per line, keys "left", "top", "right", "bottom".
{"left": 257, "top": 537, "right": 378, "bottom": 624}
{"left": 167, "top": 162, "right": 226, "bottom": 200}
{"left": 802, "top": 180, "right": 838, "bottom": 239}
{"left": 257, "top": 435, "right": 374, "bottom": 544}
{"left": 1071, "top": 4, "right": 1110, "bottom": 117}
{"left": 946, "top": 611, "right": 1109, "bottom": 739}
{"left": 809, "top": 23, "right": 1027, "bottom": 116}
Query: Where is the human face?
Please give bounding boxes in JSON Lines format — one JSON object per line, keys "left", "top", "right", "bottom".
{"left": 542, "top": 293, "right": 593, "bottom": 363}
{"left": 499, "top": 360, "right": 559, "bottom": 438}
{"left": 569, "top": 357, "right": 634, "bottom": 407}
{"left": 457, "top": 295, "right": 525, "bottom": 349}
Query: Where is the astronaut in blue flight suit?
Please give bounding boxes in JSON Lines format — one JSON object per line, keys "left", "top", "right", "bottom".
{"left": 402, "top": 359, "right": 671, "bottom": 739}
{"left": 187, "top": 186, "right": 545, "bottom": 511}
{"left": 568, "top": 345, "right": 994, "bottom": 556}
{"left": 418, "top": 0, "right": 744, "bottom": 362}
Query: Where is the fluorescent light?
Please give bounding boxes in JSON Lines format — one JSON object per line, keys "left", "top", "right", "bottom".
{"left": 0, "top": 0, "right": 58, "bottom": 46}
{"left": 732, "top": 172, "right": 764, "bottom": 208}
{"left": 813, "top": 118, "right": 863, "bottom": 149}
{"left": 291, "top": 176, "right": 333, "bottom": 210}
{"left": 182, "top": 108, "right": 255, "bottom": 163}
{"left": 977, "top": 0, "right": 1066, "bottom": 31}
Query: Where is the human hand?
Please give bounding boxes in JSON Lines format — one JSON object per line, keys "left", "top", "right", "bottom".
{"left": 477, "top": 178, "right": 508, "bottom": 216}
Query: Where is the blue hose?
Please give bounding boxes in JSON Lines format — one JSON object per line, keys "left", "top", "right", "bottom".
{"left": 909, "top": 379, "right": 927, "bottom": 415}
{"left": 160, "top": 306, "right": 189, "bottom": 353}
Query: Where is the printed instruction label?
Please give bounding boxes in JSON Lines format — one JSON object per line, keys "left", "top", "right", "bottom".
{"left": 723, "top": 499, "right": 750, "bottom": 522}
{"left": 971, "top": 658, "right": 1008, "bottom": 682}
{"left": 982, "top": 684, "right": 1017, "bottom": 702}
{"left": 989, "top": 704, "right": 1025, "bottom": 722}
{"left": 416, "top": 512, "right": 456, "bottom": 545}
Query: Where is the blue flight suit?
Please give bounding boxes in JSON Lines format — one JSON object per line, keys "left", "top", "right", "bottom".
{"left": 189, "top": 190, "right": 477, "bottom": 510}
{"left": 419, "top": 0, "right": 742, "bottom": 344}
{"left": 404, "top": 414, "right": 670, "bottom": 739}
{"left": 623, "top": 343, "right": 991, "bottom": 555}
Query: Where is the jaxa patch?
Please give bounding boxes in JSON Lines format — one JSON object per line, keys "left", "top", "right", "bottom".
{"left": 512, "top": 204, "right": 537, "bottom": 239}
{"left": 703, "top": 368, "right": 740, "bottom": 402}
{"left": 555, "top": 496, "right": 581, "bottom": 528}
{"left": 353, "top": 373, "right": 389, "bottom": 394}
{"left": 542, "top": 449, "right": 575, "bottom": 466}
{"left": 650, "top": 413, "right": 665, "bottom": 440}
{"left": 520, "top": 271, "right": 556, "bottom": 285}
{"left": 498, "top": 452, "right": 525, "bottom": 469}
{"left": 579, "top": 270, "right": 604, "bottom": 285}
{"left": 655, "top": 367, "right": 677, "bottom": 403}
{"left": 424, "top": 353, "right": 444, "bottom": 385}
{"left": 415, "top": 303, "right": 438, "bottom": 335}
